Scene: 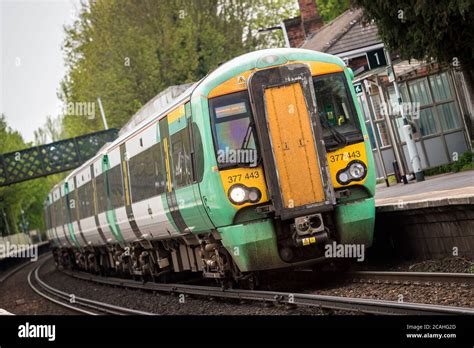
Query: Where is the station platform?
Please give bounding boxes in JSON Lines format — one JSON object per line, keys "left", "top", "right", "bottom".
{"left": 375, "top": 171, "right": 474, "bottom": 211}
{"left": 373, "top": 171, "right": 474, "bottom": 260}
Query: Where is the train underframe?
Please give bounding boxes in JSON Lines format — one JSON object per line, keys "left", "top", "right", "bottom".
{"left": 52, "top": 196, "right": 374, "bottom": 287}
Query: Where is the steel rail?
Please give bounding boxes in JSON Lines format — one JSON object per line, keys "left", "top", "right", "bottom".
{"left": 29, "top": 257, "right": 155, "bottom": 315}
{"left": 27, "top": 268, "right": 98, "bottom": 315}
{"left": 348, "top": 271, "right": 474, "bottom": 286}
{"left": 63, "top": 268, "right": 474, "bottom": 315}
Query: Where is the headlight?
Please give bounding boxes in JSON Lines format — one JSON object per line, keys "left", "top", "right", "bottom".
{"left": 248, "top": 188, "right": 262, "bottom": 203}
{"left": 336, "top": 160, "right": 367, "bottom": 185}
{"left": 349, "top": 162, "right": 366, "bottom": 179}
{"left": 338, "top": 171, "right": 350, "bottom": 184}
{"left": 229, "top": 185, "right": 247, "bottom": 204}
{"left": 228, "top": 184, "right": 262, "bottom": 205}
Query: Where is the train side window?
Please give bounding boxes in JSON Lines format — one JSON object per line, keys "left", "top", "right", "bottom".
{"left": 170, "top": 127, "right": 193, "bottom": 189}
{"left": 51, "top": 201, "right": 57, "bottom": 228}
{"left": 68, "top": 190, "right": 76, "bottom": 222}
{"left": 44, "top": 206, "right": 50, "bottom": 230}
{"left": 53, "top": 201, "right": 59, "bottom": 228}
{"left": 63, "top": 196, "right": 68, "bottom": 224}
{"left": 57, "top": 197, "right": 63, "bottom": 226}
{"left": 61, "top": 196, "right": 66, "bottom": 224}
{"left": 95, "top": 173, "right": 107, "bottom": 213}
{"left": 77, "top": 186, "right": 84, "bottom": 219}
{"left": 108, "top": 165, "right": 125, "bottom": 208}
{"left": 153, "top": 143, "right": 166, "bottom": 195}
{"left": 192, "top": 122, "right": 204, "bottom": 183}
{"left": 49, "top": 204, "right": 54, "bottom": 229}
{"left": 50, "top": 202, "right": 55, "bottom": 228}
{"left": 129, "top": 145, "right": 157, "bottom": 202}
{"left": 78, "top": 181, "right": 93, "bottom": 218}
{"left": 86, "top": 181, "right": 94, "bottom": 217}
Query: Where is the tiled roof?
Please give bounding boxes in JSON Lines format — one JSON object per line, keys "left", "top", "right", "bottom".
{"left": 301, "top": 8, "right": 382, "bottom": 55}
{"left": 326, "top": 21, "right": 381, "bottom": 54}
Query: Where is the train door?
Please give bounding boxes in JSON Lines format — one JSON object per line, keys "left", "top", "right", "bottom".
{"left": 249, "top": 64, "right": 335, "bottom": 220}
{"left": 64, "top": 181, "right": 81, "bottom": 248}
{"left": 159, "top": 103, "right": 214, "bottom": 237}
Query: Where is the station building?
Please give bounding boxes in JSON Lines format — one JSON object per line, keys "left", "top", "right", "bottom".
{"left": 285, "top": 1, "right": 473, "bottom": 182}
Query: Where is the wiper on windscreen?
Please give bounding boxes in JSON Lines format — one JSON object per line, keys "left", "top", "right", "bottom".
{"left": 239, "top": 122, "right": 254, "bottom": 151}
{"left": 320, "top": 117, "right": 348, "bottom": 149}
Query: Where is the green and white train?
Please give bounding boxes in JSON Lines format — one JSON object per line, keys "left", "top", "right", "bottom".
{"left": 45, "top": 48, "right": 376, "bottom": 284}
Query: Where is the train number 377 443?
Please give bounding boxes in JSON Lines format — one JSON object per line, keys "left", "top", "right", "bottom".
{"left": 329, "top": 151, "right": 361, "bottom": 163}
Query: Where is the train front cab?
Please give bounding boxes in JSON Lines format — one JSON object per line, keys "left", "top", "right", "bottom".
{"left": 198, "top": 49, "right": 376, "bottom": 274}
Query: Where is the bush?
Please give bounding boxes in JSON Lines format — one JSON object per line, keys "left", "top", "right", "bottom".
{"left": 425, "top": 151, "right": 473, "bottom": 176}
{"left": 451, "top": 151, "right": 473, "bottom": 172}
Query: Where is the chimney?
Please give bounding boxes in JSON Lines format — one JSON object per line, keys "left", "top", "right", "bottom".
{"left": 284, "top": 0, "right": 324, "bottom": 47}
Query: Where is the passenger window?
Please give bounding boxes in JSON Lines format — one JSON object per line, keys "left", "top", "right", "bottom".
{"left": 192, "top": 122, "right": 204, "bottom": 182}
{"left": 78, "top": 181, "right": 94, "bottom": 218}
{"left": 152, "top": 144, "right": 166, "bottom": 195}
{"left": 107, "top": 165, "right": 125, "bottom": 208}
{"left": 67, "top": 190, "right": 77, "bottom": 222}
{"left": 51, "top": 201, "right": 57, "bottom": 227}
{"left": 170, "top": 128, "right": 193, "bottom": 189}
{"left": 129, "top": 144, "right": 162, "bottom": 202}
{"left": 58, "top": 197, "right": 64, "bottom": 226}
{"left": 95, "top": 173, "right": 107, "bottom": 213}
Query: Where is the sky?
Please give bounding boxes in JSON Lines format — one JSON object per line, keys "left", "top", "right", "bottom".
{"left": 1, "top": 0, "right": 79, "bottom": 143}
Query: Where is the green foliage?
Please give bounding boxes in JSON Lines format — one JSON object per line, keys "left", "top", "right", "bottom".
{"left": 451, "top": 151, "right": 473, "bottom": 173}
{"left": 0, "top": 115, "right": 51, "bottom": 238}
{"left": 33, "top": 115, "right": 64, "bottom": 145}
{"left": 424, "top": 151, "right": 473, "bottom": 176}
{"left": 316, "top": 0, "right": 350, "bottom": 22}
{"left": 60, "top": 0, "right": 299, "bottom": 138}
{"left": 353, "top": 0, "right": 474, "bottom": 70}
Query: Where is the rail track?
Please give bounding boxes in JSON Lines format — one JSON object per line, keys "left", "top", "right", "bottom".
{"left": 27, "top": 256, "right": 155, "bottom": 315}
{"left": 348, "top": 270, "right": 474, "bottom": 286}
{"left": 60, "top": 266, "right": 474, "bottom": 315}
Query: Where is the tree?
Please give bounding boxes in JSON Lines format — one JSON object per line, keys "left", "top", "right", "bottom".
{"left": 0, "top": 114, "right": 51, "bottom": 238}
{"left": 59, "top": 0, "right": 299, "bottom": 138}
{"left": 34, "top": 115, "right": 63, "bottom": 145}
{"left": 316, "top": 0, "right": 350, "bottom": 22}
{"left": 353, "top": 0, "right": 474, "bottom": 86}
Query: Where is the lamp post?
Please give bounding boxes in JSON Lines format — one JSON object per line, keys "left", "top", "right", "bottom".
{"left": 97, "top": 97, "right": 109, "bottom": 130}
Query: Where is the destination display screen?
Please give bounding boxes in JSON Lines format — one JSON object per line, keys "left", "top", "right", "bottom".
{"left": 215, "top": 102, "right": 247, "bottom": 118}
